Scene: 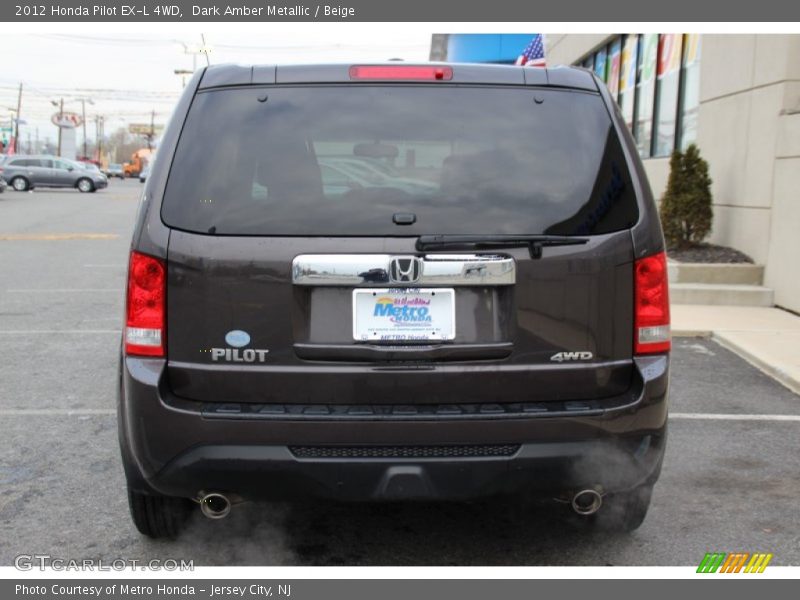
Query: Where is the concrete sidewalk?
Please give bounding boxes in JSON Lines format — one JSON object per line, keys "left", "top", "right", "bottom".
{"left": 672, "top": 305, "right": 800, "bottom": 396}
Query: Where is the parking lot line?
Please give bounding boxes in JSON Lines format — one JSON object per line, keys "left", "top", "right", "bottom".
{"left": 671, "top": 412, "right": 800, "bottom": 422}
{"left": 83, "top": 264, "right": 125, "bottom": 268}
{"left": 0, "top": 329, "right": 120, "bottom": 334}
{"left": 0, "top": 233, "right": 119, "bottom": 241}
{"left": 0, "top": 409, "right": 115, "bottom": 416}
{"left": 5, "top": 288, "right": 120, "bottom": 293}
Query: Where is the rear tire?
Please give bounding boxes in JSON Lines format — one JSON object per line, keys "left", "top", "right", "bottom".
{"left": 11, "top": 176, "right": 29, "bottom": 192}
{"left": 127, "top": 489, "right": 193, "bottom": 538}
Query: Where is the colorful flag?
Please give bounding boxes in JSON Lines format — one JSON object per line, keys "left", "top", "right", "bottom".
{"left": 515, "top": 34, "right": 546, "bottom": 67}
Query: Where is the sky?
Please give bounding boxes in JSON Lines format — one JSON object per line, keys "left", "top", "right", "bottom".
{"left": 1, "top": 30, "right": 433, "bottom": 149}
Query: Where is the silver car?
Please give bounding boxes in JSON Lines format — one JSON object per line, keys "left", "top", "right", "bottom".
{"left": 0, "top": 154, "right": 108, "bottom": 192}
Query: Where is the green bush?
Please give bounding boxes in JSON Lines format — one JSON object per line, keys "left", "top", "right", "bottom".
{"left": 659, "top": 144, "right": 713, "bottom": 249}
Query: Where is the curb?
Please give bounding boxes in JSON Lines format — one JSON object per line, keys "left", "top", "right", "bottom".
{"left": 673, "top": 328, "right": 800, "bottom": 397}
{"left": 672, "top": 329, "right": 711, "bottom": 338}
{"left": 712, "top": 332, "right": 800, "bottom": 398}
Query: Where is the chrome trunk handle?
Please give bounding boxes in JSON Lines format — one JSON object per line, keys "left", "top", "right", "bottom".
{"left": 292, "top": 254, "right": 515, "bottom": 287}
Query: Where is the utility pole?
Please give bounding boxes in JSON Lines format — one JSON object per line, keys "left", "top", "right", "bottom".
{"left": 13, "top": 83, "right": 22, "bottom": 155}
{"left": 81, "top": 99, "right": 88, "bottom": 159}
{"left": 174, "top": 69, "right": 193, "bottom": 88}
{"left": 94, "top": 116, "right": 100, "bottom": 159}
{"left": 98, "top": 116, "right": 104, "bottom": 160}
{"left": 148, "top": 109, "right": 155, "bottom": 150}
{"left": 53, "top": 98, "right": 64, "bottom": 157}
{"left": 201, "top": 34, "right": 211, "bottom": 66}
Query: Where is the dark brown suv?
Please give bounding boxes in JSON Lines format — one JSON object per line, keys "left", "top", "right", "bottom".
{"left": 118, "top": 63, "right": 671, "bottom": 538}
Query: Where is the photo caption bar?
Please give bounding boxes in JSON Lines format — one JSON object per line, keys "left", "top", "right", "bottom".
{"left": 3, "top": 0, "right": 800, "bottom": 22}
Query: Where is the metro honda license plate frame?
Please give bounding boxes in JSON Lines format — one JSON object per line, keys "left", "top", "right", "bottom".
{"left": 352, "top": 288, "right": 456, "bottom": 342}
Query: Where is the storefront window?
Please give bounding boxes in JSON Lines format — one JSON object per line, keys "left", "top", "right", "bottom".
{"left": 679, "top": 34, "right": 701, "bottom": 149}
{"left": 577, "top": 33, "right": 700, "bottom": 158}
{"left": 618, "top": 35, "right": 639, "bottom": 131}
{"left": 594, "top": 47, "right": 608, "bottom": 82}
{"left": 634, "top": 33, "right": 658, "bottom": 158}
{"left": 652, "top": 34, "right": 683, "bottom": 157}
{"left": 607, "top": 38, "right": 622, "bottom": 99}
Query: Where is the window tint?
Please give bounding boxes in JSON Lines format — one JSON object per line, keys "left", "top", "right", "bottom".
{"left": 162, "top": 86, "right": 638, "bottom": 236}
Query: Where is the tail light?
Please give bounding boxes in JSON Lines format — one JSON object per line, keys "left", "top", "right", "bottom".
{"left": 349, "top": 65, "right": 453, "bottom": 81}
{"left": 125, "top": 251, "right": 166, "bottom": 357}
{"left": 634, "top": 251, "right": 671, "bottom": 355}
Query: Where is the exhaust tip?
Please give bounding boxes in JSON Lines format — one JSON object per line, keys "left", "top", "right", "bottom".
{"left": 199, "top": 492, "right": 231, "bottom": 519}
{"left": 571, "top": 489, "right": 603, "bottom": 515}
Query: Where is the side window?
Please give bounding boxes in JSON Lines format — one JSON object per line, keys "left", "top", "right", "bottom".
{"left": 54, "top": 160, "right": 71, "bottom": 170}
{"left": 27, "top": 159, "right": 43, "bottom": 168}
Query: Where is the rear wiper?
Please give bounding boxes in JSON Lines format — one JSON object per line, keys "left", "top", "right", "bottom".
{"left": 416, "top": 234, "right": 590, "bottom": 259}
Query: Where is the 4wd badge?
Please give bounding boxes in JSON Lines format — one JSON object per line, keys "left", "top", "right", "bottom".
{"left": 550, "top": 351, "right": 594, "bottom": 362}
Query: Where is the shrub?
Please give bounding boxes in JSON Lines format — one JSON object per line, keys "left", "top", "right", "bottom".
{"left": 659, "top": 144, "right": 713, "bottom": 249}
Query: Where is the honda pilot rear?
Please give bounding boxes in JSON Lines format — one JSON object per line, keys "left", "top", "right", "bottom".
{"left": 118, "top": 63, "right": 670, "bottom": 538}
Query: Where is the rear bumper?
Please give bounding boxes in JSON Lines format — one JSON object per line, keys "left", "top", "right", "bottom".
{"left": 118, "top": 355, "right": 669, "bottom": 501}
{"left": 143, "top": 437, "right": 665, "bottom": 501}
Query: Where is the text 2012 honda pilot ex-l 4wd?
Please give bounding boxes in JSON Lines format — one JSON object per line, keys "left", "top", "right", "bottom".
{"left": 118, "top": 63, "right": 671, "bottom": 538}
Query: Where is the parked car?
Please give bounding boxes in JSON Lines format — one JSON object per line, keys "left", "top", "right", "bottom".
{"left": 119, "top": 63, "right": 670, "bottom": 538}
{"left": 1, "top": 155, "right": 107, "bottom": 192}
{"left": 139, "top": 162, "right": 151, "bottom": 183}
{"left": 319, "top": 157, "right": 437, "bottom": 195}
{"left": 79, "top": 161, "right": 102, "bottom": 173}
{"left": 106, "top": 163, "right": 125, "bottom": 179}
{"left": 321, "top": 155, "right": 437, "bottom": 193}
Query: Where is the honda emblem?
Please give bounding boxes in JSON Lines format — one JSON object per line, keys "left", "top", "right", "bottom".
{"left": 389, "top": 256, "right": 422, "bottom": 284}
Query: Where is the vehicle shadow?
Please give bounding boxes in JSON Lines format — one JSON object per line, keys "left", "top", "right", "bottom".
{"left": 166, "top": 496, "right": 625, "bottom": 566}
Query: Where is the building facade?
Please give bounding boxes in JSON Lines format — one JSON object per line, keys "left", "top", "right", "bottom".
{"left": 432, "top": 34, "right": 800, "bottom": 312}
{"left": 547, "top": 34, "right": 800, "bottom": 312}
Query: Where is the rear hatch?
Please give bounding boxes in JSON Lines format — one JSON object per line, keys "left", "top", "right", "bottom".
{"left": 161, "top": 79, "right": 639, "bottom": 406}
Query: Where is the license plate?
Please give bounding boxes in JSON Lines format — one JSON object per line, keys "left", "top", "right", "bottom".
{"left": 352, "top": 288, "right": 455, "bottom": 342}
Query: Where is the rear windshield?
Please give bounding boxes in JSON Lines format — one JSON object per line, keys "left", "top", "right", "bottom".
{"left": 162, "top": 85, "right": 638, "bottom": 236}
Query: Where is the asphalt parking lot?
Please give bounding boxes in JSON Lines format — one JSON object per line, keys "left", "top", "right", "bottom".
{"left": 1, "top": 180, "right": 799, "bottom": 567}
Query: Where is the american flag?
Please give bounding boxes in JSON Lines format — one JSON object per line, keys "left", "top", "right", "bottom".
{"left": 515, "top": 34, "right": 546, "bottom": 67}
